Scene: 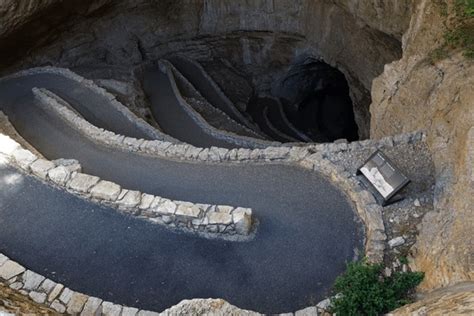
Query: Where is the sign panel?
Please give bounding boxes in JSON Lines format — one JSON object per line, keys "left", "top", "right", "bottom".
{"left": 358, "top": 150, "right": 410, "bottom": 202}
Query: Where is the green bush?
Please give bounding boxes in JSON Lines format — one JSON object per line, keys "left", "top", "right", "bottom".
{"left": 431, "top": 0, "right": 474, "bottom": 60}
{"left": 452, "top": 0, "right": 474, "bottom": 58}
{"left": 456, "top": 0, "right": 474, "bottom": 17}
{"left": 329, "top": 260, "right": 424, "bottom": 316}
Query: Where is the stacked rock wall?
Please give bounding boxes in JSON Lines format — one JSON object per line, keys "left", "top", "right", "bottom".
{"left": 1, "top": 133, "right": 253, "bottom": 239}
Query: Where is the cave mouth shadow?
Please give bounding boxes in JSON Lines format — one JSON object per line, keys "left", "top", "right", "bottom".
{"left": 272, "top": 59, "right": 360, "bottom": 143}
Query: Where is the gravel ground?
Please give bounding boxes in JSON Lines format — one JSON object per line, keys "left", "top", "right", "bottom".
{"left": 325, "top": 139, "right": 435, "bottom": 272}
{"left": 0, "top": 283, "right": 55, "bottom": 315}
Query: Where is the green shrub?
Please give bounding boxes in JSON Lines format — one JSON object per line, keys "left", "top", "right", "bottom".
{"left": 445, "top": 26, "right": 474, "bottom": 58}
{"left": 330, "top": 260, "right": 424, "bottom": 316}
{"left": 431, "top": 0, "right": 474, "bottom": 60}
{"left": 398, "top": 256, "right": 409, "bottom": 265}
{"left": 456, "top": 0, "right": 474, "bottom": 17}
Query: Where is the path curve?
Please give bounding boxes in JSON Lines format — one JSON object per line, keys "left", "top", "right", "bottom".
{"left": 143, "top": 62, "right": 279, "bottom": 149}
{"left": 0, "top": 69, "right": 363, "bottom": 313}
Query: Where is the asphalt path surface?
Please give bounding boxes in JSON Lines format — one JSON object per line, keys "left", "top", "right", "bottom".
{"left": 167, "top": 56, "right": 258, "bottom": 132}
{"left": 0, "top": 72, "right": 363, "bottom": 313}
{"left": 143, "top": 67, "right": 236, "bottom": 148}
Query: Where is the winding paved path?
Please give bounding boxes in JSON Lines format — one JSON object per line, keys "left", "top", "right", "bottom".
{"left": 266, "top": 98, "right": 312, "bottom": 142}
{"left": 0, "top": 70, "right": 363, "bottom": 313}
{"left": 143, "top": 65, "right": 271, "bottom": 149}
{"left": 168, "top": 56, "right": 261, "bottom": 134}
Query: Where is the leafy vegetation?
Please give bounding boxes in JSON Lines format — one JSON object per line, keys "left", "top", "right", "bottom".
{"left": 431, "top": 0, "right": 474, "bottom": 61}
{"left": 455, "top": 0, "right": 474, "bottom": 17}
{"left": 398, "top": 256, "right": 409, "bottom": 265}
{"left": 329, "top": 260, "right": 424, "bottom": 316}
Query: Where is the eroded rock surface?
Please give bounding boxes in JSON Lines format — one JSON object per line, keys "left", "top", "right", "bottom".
{"left": 370, "top": 0, "right": 474, "bottom": 291}
{"left": 0, "top": 0, "right": 472, "bottom": 314}
{"left": 388, "top": 282, "right": 474, "bottom": 315}
{"left": 0, "top": 283, "right": 55, "bottom": 315}
{"left": 0, "top": 0, "right": 413, "bottom": 140}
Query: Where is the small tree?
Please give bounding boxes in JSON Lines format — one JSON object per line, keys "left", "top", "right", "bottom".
{"left": 330, "top": 260, "right": 424, "bottom": 316}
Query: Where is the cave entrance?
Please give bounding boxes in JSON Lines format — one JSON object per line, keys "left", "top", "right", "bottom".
{"left": 274, "top": 59, "right": 359, "bottom": 143}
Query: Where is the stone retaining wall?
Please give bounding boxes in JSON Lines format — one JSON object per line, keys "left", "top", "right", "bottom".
{"left": 0, "top": 252, "right": 182, "bottom": 315}
{"left": 267, "top": 97, "right": 311, "bottom": 142}
{"left": 0, "top": 250, "right": 334, "bottom": 315}
{"left": 166, "top": 55, "right": 262, "bottom": 134}
{"left": 32, "top": 84, "right": 426, "bottom": 262}
{"left": 168, "top": 59, "right": 265, "bottom": 140}
{"left": 0, "top": 66, "right": 178, "bottom": 144}
{"left": 262, "top": 104, "right": 299, "bottom": 142}
{"left": 0, "top": 133, "right": 253, "bottom": 239}
{"left": 0, "top": 66, "right": 426, "bottom": 315}
{"left": 160, "top": 60, "right": 281, "bottom": 149}
{"left": 33, "top": 85, "right": 298, "bottom": 163}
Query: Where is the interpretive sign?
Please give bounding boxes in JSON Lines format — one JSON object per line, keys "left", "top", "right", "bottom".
{"left": 357, "top": 150, "right": 410, "bottom": 206}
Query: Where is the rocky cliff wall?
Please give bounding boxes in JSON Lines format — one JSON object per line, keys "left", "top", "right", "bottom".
{"left": 0, "top": 0, "right": 412, "bottom": 139}
{"left": 1, "top": 0, "right": 472, "bottom": 312}
{"left": 330, "top": 0, "right": 413, "bottom": 40}
{"left": 0, "top": 0, "right": 113, "bottom": 66}
{"left": 370, "top": 0, "right": 474, "bottom": 291}
{"left": 389, "top": 282, "right": 474, "bottom": 315}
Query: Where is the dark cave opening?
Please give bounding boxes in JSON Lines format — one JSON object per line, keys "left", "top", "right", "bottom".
{"left": 248, "top": 60, "right": 359, "bottom": 143}
{"left": 291, "top": 63, "right": 359, "bottom": 142}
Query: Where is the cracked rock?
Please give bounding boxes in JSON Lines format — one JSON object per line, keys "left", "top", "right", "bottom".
{"left": 21, "top": 270, "right": 45, "bottom": 291}
{"left": 208, "top": 211, "right": 233, "bottom": 225}
{"left": 30, "top": 159, "right": 55, "bottom": 179}
{"left": 175, "top": 203, "right": 202, "bottom": 219}
{"left": 68, "top": 173, "right": 100, "bottom": 193}
{"left": 81, "top": 296, "right": 103, "bottom": 315}
{"left": 12, "top": 148, "right": 37, "bottom": 170}
{"left": 232, "top": 207, "right": 252, "bottom": 235}
{"left": 118, "top": 190, "right": 141, "bottom": 208}
{"left": 66, "top": 292, "right": 89, "bottom": 314}
{"left": 52, "top": 158, "right": 82, "bottom": 173}
{"left": 0, "top": 260, "right": 25, "bottom": 280}
{"left": 102, "top": 301, "right": 123, "bottom": 316}
{"left": 48, "top": 165, "right": 71, "bottom": 185}
{"left": 388, "top": 236, "right": 405, "bottom": 248}
{"left": 90, "top": 180, "right": 121, "bottom": 201}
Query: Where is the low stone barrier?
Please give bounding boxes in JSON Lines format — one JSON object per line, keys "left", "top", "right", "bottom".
{"left": 0, "top": 66, "right": 427, "bottom": 315}
{"left": 262, "top": 104, "right": 299, "bottom": 142}
{"left": 33, "top": 86, "right": 300, "bottom": 163}
{"left": 0, "top": 133, "right": 253, "bottom": 239}
{"left": 168, "top": 59, "right": 265, "bottom": 140}
{"left": 266, "top": 97, "right": 312, "bottom": 142}
{"left": 0, "top": 66, "right": 178, "bottom": 143}
{"left": 0, "top": 251, "right": 332, "bottom": 315}
{"left": 160, "top": 60, "right": 280, "bottom": 149}
{"left": 32, "top": 85, "right": 425, "bottom": 261}
{"left": 166, "top": 55, "right": 261, "bottom": 133}
{"left": 0, "top": 252, "right": 171, "bottom": 315}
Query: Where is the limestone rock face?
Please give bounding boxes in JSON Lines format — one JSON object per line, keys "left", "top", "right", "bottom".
{"left": 159, "top": 298, "right": 261, "bottom": 315}
{"left": 0, "top": 0, "right": 60, "bottom": 38}
{"left": 0, "top": 0, "right": 413, "bottom": 139}
{"left": 0, "top": 0, "right": 113, "bottom": 68}
{"left": 388, "top": 282, "right": 474, "bottom": 315}
{"left": 0, "top": 283, "right": 55, "bottom": 315}
{"left": 330, "top": 0, "right": 414, "bottom": 40}
{"left": 370, "top": 0, "right": 474, "bottom": 291}
{"left": 0, "top": 0, "right": 472, "bottom": 314}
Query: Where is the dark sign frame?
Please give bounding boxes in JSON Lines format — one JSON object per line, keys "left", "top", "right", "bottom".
{"left": 356, "top": 150, "right": 410, "bottom": 206}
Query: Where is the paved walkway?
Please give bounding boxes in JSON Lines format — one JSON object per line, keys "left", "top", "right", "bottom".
{"left": 0, "top": 71, "right": 363, "bottom": 313}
